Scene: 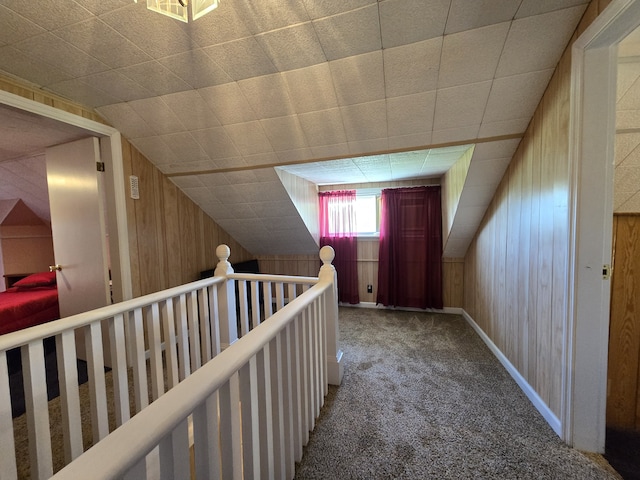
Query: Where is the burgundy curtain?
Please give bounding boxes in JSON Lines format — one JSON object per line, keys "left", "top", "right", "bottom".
{"left": 319, "top": 191, "right": 360, "bottom": 304}
{"left": 376, "top": 186, "right": 443, "bottom": 309}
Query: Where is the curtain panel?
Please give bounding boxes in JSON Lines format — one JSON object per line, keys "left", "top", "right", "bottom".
{"left": 319, "top": 191, "right": 360, "bottom": 304}
{"left": 376, "top": 186, "right": 443, "bottom": 309}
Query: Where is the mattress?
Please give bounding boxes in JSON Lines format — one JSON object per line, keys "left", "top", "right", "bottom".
{"left": 0, "top": 286, "right": 60, "bottom": 336}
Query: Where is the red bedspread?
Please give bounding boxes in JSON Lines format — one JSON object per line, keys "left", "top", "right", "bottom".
{"left": 0, "top": 286, "right": 59, "bottom": 336}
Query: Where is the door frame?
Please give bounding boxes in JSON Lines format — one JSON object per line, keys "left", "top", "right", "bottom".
{"left": 0, "top": 90, "right": 132, "bottom": 302}
{"left": 564, "top": 0, "right": 640, "bottom": 452}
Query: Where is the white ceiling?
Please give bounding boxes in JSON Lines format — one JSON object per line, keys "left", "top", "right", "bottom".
{"left": 277, "top": 145, "right": 474, "bottom": 185}
{"left": 0, "top": 0, "right": 592, "bottom": 256}
{"left": 0, "top": 105, "right": 95, "bottom": 222}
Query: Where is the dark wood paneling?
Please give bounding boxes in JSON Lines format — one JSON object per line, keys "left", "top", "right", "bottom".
{"left": 608, "top": 215, "right": 640, "bottom": 431}
{"left": 259, "top": 238, "right": 464, "bottom": 308}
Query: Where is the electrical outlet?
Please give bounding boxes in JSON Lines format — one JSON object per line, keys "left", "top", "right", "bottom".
{"left": 367, "top": 284, "right": 373, "bottom": 293}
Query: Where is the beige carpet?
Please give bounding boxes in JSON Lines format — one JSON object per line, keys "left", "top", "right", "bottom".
{"left": 294, "top": 307, "right": 622, "bottom": 479}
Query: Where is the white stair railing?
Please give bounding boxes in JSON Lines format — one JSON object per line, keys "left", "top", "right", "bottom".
{"left": 50, "top": 281, "right": 330, "bottom": 479}
{"left": 0, "top": 245, "right": 343, "bottom": 480}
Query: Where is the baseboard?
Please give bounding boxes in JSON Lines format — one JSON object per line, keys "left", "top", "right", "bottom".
{"left": 461, "top": 309, "right": 562, "bottom": 437}
{"left": 342, "top": 302, "right": 463, "bottom": 316}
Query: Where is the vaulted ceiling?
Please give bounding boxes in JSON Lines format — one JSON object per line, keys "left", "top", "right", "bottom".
{"left": 0, "top": 0, "right": 592, "bottom": 256}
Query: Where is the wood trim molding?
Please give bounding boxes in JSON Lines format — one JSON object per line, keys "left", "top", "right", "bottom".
{"left": 564, "top": 0, "right": 640, "bottom": 452}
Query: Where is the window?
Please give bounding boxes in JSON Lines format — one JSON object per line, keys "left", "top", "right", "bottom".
{"left": 354, "top": 195, "right": 380, "bottom": 236}
{"left": 321, "top": 192, "right": 380, "bottom": 236}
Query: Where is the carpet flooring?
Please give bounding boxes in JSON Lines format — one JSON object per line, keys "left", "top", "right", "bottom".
{"left": 294, "top": 307, "right": 623, "bottom": 479}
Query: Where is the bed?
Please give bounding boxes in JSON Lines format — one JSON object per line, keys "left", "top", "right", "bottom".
{"left": 0, "top": 271, "right": 59, "bottom": 336}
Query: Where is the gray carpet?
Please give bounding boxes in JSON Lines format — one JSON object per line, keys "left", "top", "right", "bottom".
{"left": 295, "top": 307, "right": 622, "bottom": 480}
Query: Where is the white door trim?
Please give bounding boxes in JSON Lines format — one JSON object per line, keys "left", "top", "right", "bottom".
{"left": 0, "top": 90, "right": 132, "bottom": 301}
{"left": 564, "top": 0, "right": 640, "bottom": 452}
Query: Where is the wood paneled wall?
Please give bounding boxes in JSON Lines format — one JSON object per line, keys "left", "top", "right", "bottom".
{"left": 259, "top": 237, "right": 464, "bottom": 308}
{"left": 121, "top": 139, "right": 252, "bottom": 297}
{"left": 463, "top": 0, "right": 612, "bottom": 419}
{"left": 256, "top": 254, "right": 319, "bottom": 277}
{"left": 357, "top": 238, "right": 379, "bottom": 303}
{"left": 607, "top": 214, "right": 640, "bottom": 431}
{"left": 276, "top": 169, "right": 319, "bottom": 244}
{"left": 441, "top": 147, "right": 473, "bottom": 248}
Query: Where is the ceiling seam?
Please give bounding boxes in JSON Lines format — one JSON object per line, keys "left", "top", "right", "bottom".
{"left": 164, "top": 133, "right": 524, "bottom": 177}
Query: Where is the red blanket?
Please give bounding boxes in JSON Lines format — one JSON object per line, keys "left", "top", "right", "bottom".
{"left": 0, "top": 286, "right": 59, "bottom": 336}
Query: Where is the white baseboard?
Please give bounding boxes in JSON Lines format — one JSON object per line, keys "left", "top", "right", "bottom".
{"left": 461, "top": 309, "right": 562, "bottom": 437}
{"left": 341, "top": 302, "right": 463, "bottom": 316}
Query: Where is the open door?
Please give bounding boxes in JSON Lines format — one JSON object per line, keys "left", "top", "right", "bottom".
{"left": 46, "top": 137, "right": 110, "bottom": 317}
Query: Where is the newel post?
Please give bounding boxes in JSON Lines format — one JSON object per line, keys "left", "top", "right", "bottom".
{"left": 214, "top": 244, "right": 238, "bottom": 349}
{"left": 318, "top": 245, "right": 344, "bottom": 385}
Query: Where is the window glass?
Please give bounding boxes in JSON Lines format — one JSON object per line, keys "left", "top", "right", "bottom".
{"left": 355, "top": 195, "right": 379, "bottom": 235}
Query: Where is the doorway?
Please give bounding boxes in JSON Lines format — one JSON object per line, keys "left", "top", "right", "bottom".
{"left": 0, "top": 89, "right": 132, "bottom": 305}
{"left": 566, "top": 0, "right": 640, "bottom": 454}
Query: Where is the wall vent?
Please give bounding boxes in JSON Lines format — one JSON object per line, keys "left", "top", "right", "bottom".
{"left": 129, "top": 175, "right": 140, "bottom": 200}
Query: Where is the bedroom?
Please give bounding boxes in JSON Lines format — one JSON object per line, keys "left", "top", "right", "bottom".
{"left": 0, "top": 100, "right": 124, "bottom": 337}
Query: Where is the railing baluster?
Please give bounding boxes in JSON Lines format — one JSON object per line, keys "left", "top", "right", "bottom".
{"left": 198, "top": 287, "right": 213, "bottom": 362}
{"left": 291, "top": 317, "right": 303, "bottom": 461}
{"left": 161, "top": 299, "right": 180, "bottom": 390}
{"left": 193, "top": 393, "right": 221, "bottom": 478}
{"left": 108, "top": 313, "right": 131, "bottom": 427}
{"left": 287, "top": 283, "right": 296, "bottom": 305}
{"left": 147, "top": 303, "right": 165, "bottom": 401}
{"left": 270, "top": 335, "right": 285, "bottom": 479}
{"left": 320, "top": 293, "right": 328, "bottom": 396}
{"left": 263, "top": 281, "right": 273, "bottom": 319}
{"left": 282, "top": 323, "right": 295, "bottom": 478}
{"left": 313, "top": 299, "right": 322, "bottom": 417}
{"left": 129, "top": 308, "right": 149, "bottom": 412}
{"left": 306, "top": 306, "right": 317, "bottom": 432}
{"left": 238, "top": 280, "right": 250, "bottom": 336}
{"left": 299, "top": 308, "right": 310, "bottom": 445}
{"left": 187, "top": 291, "right": 202, "bottom": 371}
{"left": 208, "top": 285, "right": 221, "bottom": 356}
{"left": 0, "top": 350, "right": 17, "bottom": 478}
{"left": 85, "top": 321, "right": 109, "bottom": 442}
{"left": 175, "top": 294, "right": 191, "bottom": 381}
{"left": 158, "top": 434, "right": 174, "bottom": 480}
{"left": 23, "top": 340, "right": 53, "bottom": 480}
{"left": 219, "top": 374, "right": 243, "bottom": 478}
{"left": 164, "top": 419, "right": 189, "bottom": 479}
{"left": 239, "top": 357, "right": 260, "bottom": 478}
{"left": 257, "top": 345, "right": 274, "bottom": 478}
{"left": 275, "top": 282, "right": 285, "bottom": 311}
{"left": 55, "top": 330, "right": 83, "bottom": 462}
{"left": 250, "top": 280, "right": 260, "bottom": 328}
